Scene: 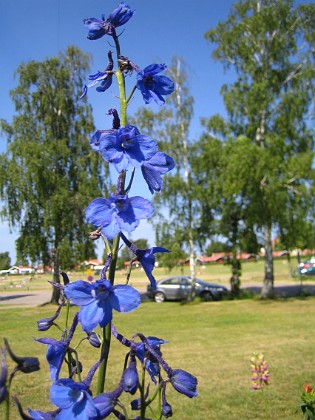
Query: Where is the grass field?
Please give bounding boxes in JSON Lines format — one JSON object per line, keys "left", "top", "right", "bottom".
{"left": 1, "top": 294, "right": 314, "bottom": 419}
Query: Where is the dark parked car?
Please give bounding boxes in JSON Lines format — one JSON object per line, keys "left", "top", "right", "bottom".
{"left": 147, "top": 276, "right": 228, "bottom": 303}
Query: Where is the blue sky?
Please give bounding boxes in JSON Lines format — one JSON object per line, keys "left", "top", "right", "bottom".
{"left": 0, "top": 0, "right": 237, "bottom": 263}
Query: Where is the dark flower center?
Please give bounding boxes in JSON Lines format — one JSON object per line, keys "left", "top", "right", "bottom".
{"left": 143, "top": 75, "right": 156, "bottom": 89}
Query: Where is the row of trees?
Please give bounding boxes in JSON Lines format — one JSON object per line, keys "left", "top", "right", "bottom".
{"left": 134, "top": 0, "right": 315, "bottom": 297}
{"left": 0, "top": 1, "right": 314, "bottom": 299}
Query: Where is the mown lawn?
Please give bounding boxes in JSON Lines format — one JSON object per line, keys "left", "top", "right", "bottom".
{"left": 1, "top": 295, "right": 314, "bottom": 419}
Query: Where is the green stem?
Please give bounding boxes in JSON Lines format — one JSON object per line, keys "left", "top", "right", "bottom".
{"left": 96, "top": 323, "right": 112, "bottom": 394}
{"left": 116, "top": 69, "right": 127, "bottom": 126}
{"left": 97, "top": 234, "right": 120, "bottom": 393}
{"left": 97, "top": 32, "right": 128, "bottom": 394}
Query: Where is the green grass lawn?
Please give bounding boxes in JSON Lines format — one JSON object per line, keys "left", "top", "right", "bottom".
{"left": 1, "top": 296, "right": 314, "bottom": 419}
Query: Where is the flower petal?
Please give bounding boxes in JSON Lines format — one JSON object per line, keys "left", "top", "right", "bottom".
{"left": 78, "top": 302, "right": 107, "bottom": 333}
{"left": 109, "top": 285, "right": 140, "bottom": 312}
{"left": 64, "top": 281, "right": 95, "bottom": 306}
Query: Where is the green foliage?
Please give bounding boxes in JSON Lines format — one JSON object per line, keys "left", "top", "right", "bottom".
{"left": 0, "top": 252, "right": 11, "bottom": 270}
{"left": 0, "top": 46, "right": 110, "bottom": 275}
{"left": 205, "top": 241, "right": 230, "bottom": 255}
{"left": 204, "top": 0, "right": 315, "bottom": 295}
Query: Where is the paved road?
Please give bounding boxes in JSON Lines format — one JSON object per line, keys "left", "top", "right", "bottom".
{"left": 0, "top": 282, "right": 315, "bottom": 307}
{"left": 0, "top": 290, "right": 52, "bottom": 307}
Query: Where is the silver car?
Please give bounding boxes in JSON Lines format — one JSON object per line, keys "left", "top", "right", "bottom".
{"left": 147, "top": 276, "right": 228, "bottom": 303}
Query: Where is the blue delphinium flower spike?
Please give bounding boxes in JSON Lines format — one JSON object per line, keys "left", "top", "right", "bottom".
{"left": 84, "top": 2, "right": 134, "bottom": 40}
{"left": 64, "top": 279, "right": 140, "bottom": 333}
{"left": 136, "top": 64, "right": 175, "bottom": 106}
{"left": 86, "top": 194, "right": 154, "bottom": 240}
{"left": 50, "top": 378, "right": 98, "bottom": 419}
{"left": 141, "top": 152, "right": 175, "bottom": 194}
{"left": 98, "top": 125, "right": 158, "bottom": 172}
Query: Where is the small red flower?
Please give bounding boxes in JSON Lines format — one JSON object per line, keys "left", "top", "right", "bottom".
{"left": 303, "top": 384, "right": 313, "bottom": 393}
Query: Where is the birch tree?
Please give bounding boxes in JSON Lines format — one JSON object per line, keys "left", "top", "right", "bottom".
{"left": 205, "top": 0, "right": 315, "bottom": 297}
{"left": 0, "top": 46, "right": 109, "bottom": 303}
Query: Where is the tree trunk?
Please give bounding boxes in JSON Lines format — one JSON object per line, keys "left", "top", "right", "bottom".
{"left": 50, "top": 251, "right": 61, "bottom": 304}
{"left": 261, "top": 224, "right": 274, "bottom": 298}
{"left": 230, "top": 246, "right": 241, "bottom": 296}
{"left": 187, "top": 233, "right": 196, "bottom": 301}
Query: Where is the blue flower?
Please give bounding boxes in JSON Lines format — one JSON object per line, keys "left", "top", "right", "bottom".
{"left": 27, "top": 409, "right": 57, "bottom": 419}
{"left": 37, "top": 304, "right": 63, "bottom": 331}
{"left": 120, "top": 233, "right": 169, "bottom": 290}
{"left": 64, "top": 279, "right": 140, "bottom": 333}
{"left": 84, "top": 3, "right": 134, "bottom": 40}
{"left": 141, "top": 152, "right": 175, "bottom": 194}
{"left": 137, "top": 247, "right": 170, "bottom": 290}
{"left": 50, "top": 378, "right": 97, "bottom": 419}
{"left": 98, "top": 125, "right": 158, "bottom": 172}
{"left": 135, "top": 336, "right": 167, "bottom": 384}
{"left": 80, "top": 52, "right": 114, "bottom": 99}
{"left": 35, "top": 338, "right": 67, "bottom": 382}
{"left": 83, "top": 18, "right": 113, "bottom": 40}
{"left": 169, "top": 369, "right": 198, "bottom": 398}
{"left": 136, "top": 64, "right": 175, "bottom": 106}
{"left": 92, "top": 393, "right": 117, "bottom": 419}
{"left": 122, "top": 356, "right": 139, "bottom": 394}
{"left": 36, "top": 314, "right": 78, "bottom": 381}
{"left": 108, "top": 2, "right": 135, "bottom": 27}
{"left": 86, "top": 194, "right": 154, "bottom": 240}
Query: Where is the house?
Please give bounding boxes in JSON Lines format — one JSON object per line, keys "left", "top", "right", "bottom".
{"left": 236, "top": 253, "right": 257, "bottom": 261}
{"left": 196, "top": 254, "right": 226, "bottom": 264}
{"left": 272, "top": 250, "right": 290, "bottom": 258}
{"left": 82, "top": 259, "right": 103, "bottom": 270}
{"left": 0, "top": 266, "right": 35, "bottom": 275}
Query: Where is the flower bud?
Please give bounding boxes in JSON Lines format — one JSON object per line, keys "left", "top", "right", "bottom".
{"left": 4, "top": 339, "right": 40, "bottom": 374}
{"left": 122, "top": 357, "right": 139, "bottom": 395}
